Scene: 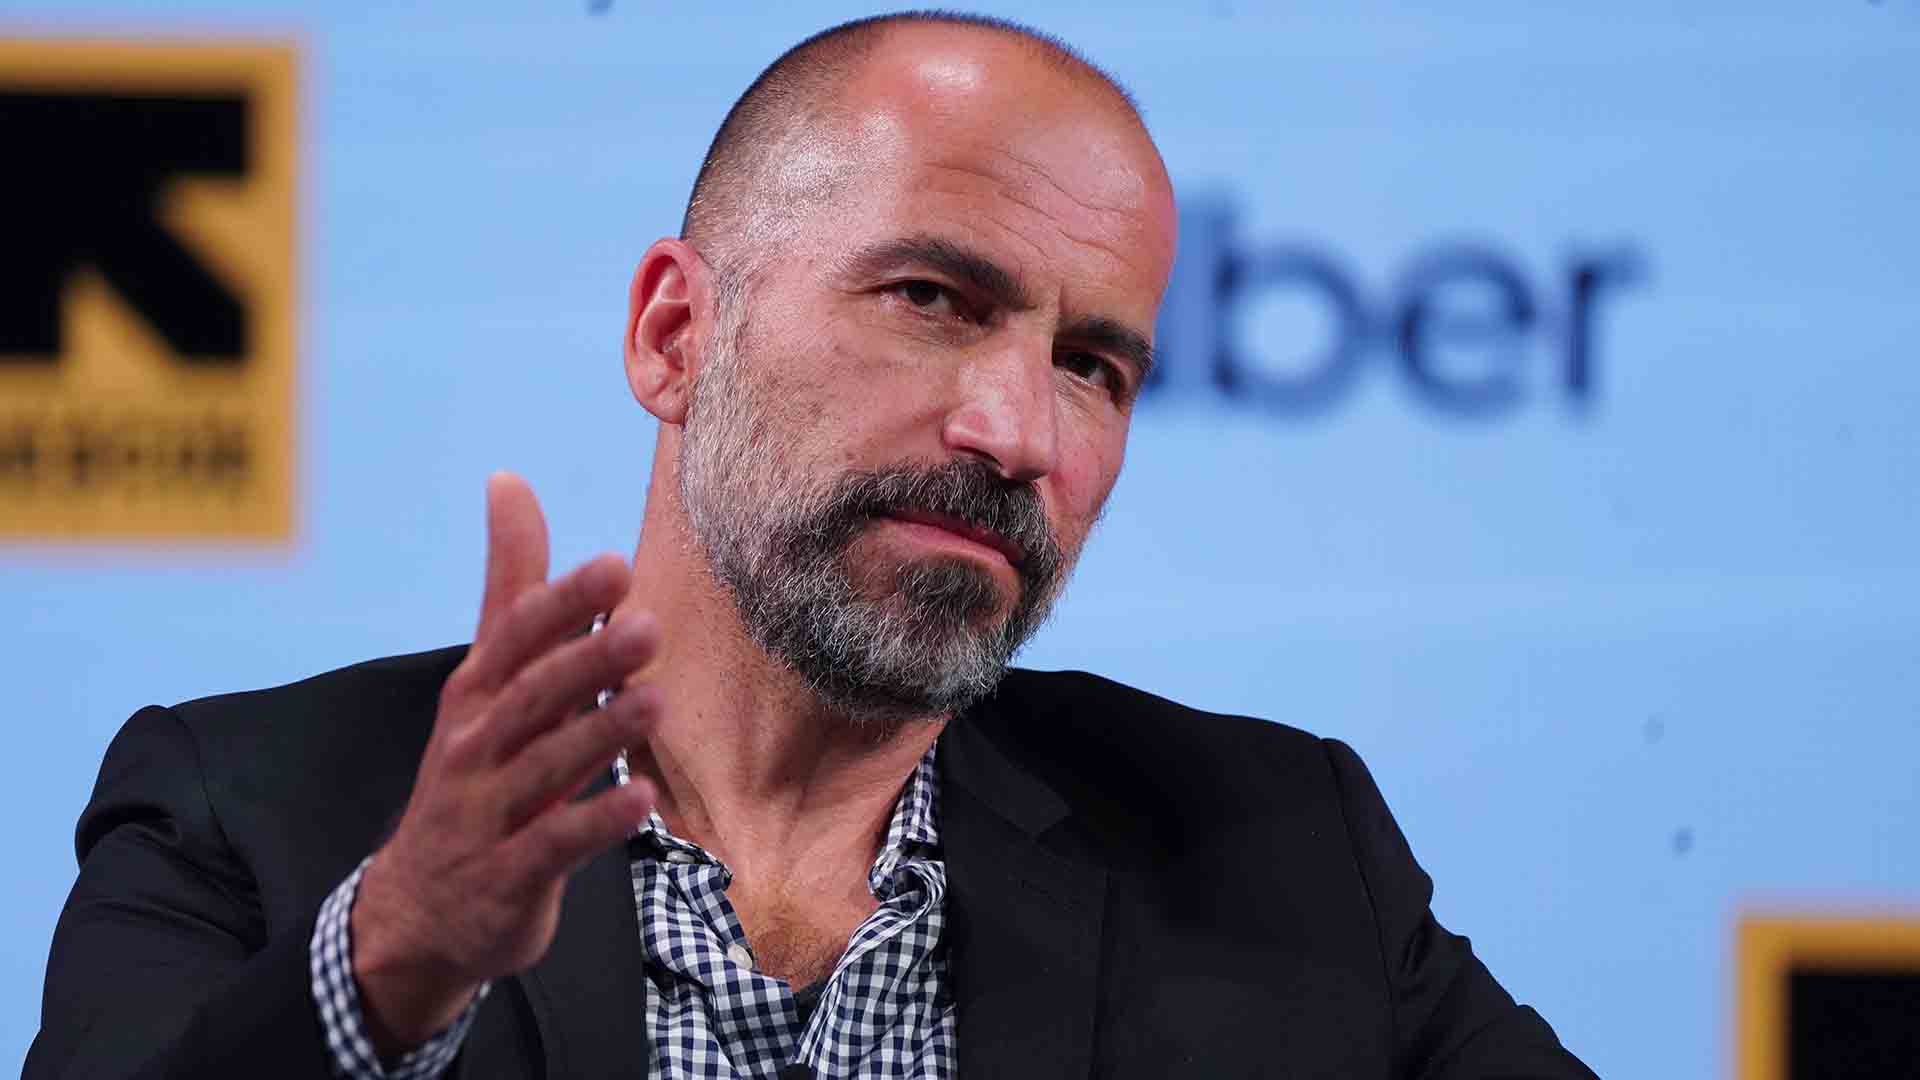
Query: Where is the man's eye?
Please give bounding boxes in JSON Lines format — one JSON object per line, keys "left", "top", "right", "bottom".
{"left": 1057, "top": 351, "right": 1116, "bottom": 389}
{"left": 898, "top": 280, "right": 946, "bottom": 307}
{"left": 888, "top": 279, "right": 966, "bottom": 320}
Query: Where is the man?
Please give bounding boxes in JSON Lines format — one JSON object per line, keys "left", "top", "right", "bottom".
{"left": 28, "top": 12, "right": 1598, "bottom": 1080}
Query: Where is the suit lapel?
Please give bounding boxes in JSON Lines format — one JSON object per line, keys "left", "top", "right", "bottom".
{"left": 518, "top": 766, "right": 653, "bottom": 1079}
{"left": 941, "top": 710, "right": 1107, "bottom": 1080}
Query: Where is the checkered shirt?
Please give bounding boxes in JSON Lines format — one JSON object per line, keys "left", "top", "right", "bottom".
{"left": 309, "top": 745, "right": 953, "bottom": 1079}
{"left": 310, "top": 858, "right": 487, "bottom": 1079}
{"left": 627, "top": 744, "right": 953, "bottom": 1080}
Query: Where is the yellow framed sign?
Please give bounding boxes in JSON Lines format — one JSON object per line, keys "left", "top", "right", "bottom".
{"left": 1737, "top": 916, "right": 1920, "bottom": 1080}
{"left": 0, "top": 38, "right": 296, "bottom": 541}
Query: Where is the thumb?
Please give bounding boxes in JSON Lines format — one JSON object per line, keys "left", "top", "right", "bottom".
{"left": 476, "top": 471, "right": 550, "bottom": 641}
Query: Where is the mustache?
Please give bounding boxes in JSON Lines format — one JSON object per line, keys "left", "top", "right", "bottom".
{"left": 809, "top": 459, "right": 1065, "bottom": 590}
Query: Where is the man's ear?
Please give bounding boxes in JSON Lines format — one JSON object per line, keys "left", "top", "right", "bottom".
{"left": 625, "top": 238, "right": 715, "bottom": 426}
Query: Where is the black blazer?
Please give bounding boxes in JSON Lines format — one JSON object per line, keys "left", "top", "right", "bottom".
{"left": 27, "top": 647, "right": 1597, "bottom": 1079}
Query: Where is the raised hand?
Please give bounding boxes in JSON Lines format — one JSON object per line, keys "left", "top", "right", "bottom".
{"left": 349, "top": 473, "right": 661, "bottom": 1055}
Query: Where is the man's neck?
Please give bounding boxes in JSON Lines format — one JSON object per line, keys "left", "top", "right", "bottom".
{"left": 612, "top": 523, "right": 945, "bottom": 893}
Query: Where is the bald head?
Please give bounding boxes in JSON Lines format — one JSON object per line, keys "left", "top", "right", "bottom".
{"left": 681, "top": 12, "right": 1150, "bottom": 280}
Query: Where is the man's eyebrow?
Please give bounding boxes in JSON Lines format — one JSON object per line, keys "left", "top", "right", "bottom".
{"left": 1065, "top": 314, "right": 1156, "bottom": 387}
{"left": 838, "top": 235, "right": 1036, "bottom": 313}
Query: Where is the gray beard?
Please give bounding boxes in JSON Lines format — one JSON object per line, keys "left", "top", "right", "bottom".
{"left": 676, "top": 294, "right": 1068, "bottom": 728}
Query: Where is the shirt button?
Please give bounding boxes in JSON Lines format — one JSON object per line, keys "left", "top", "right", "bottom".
{"left": 726, "top": 943, "right": 755, "bottom": 969}
{"left": 664, "top": 850, "right": 699, "bottom": 865}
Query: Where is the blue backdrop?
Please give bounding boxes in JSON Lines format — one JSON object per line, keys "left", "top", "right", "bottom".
{"left": 5, "top": 3, "right": 1918, "bottom": 1076}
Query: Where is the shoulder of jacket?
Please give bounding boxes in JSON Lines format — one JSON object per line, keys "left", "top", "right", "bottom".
{"left": 170, "top": 644, "right": 467, "bottom": 720}
{"left": 158, "top": 644, "right": 469, "bottom": 767}
{"left": 994, "top": 666, "right": 1326, "bottom": 754}
{"left": 984, "top": 667, "right": 1339, "bottom": 811}
{"left": 970, "top": 669, "right": 1348, "bottom": 865}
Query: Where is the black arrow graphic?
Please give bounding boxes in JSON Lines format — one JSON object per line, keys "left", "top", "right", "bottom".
{"left": 0, "top": 90, "right": 249, "bottom": 364}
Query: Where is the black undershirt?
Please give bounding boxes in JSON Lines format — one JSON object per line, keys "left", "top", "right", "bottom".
{"left": 792, "top": 979, "right": 828, "bottom": 1026}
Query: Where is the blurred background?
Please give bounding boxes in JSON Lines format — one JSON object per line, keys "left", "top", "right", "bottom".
{"left": 3, "top": 2, "right": 1917, "bottom": 1076}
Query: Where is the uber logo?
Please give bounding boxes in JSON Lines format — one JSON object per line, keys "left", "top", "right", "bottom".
{"left": 0, "top": 40, "right": 296, "bottom": 541}
{"left": 1149, "top": 194, "right": 1643, "bottom": 417}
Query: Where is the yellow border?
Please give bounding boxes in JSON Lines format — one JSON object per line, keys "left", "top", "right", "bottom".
{"left": 1737, "top": 915, "right": 1920, "bottom": 1080}
{"left": 0, "top": 37, "right": 297, "bottom": 542}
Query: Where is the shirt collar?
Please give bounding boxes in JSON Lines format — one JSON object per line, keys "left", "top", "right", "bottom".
{"left": 868, "top": 741, "right": 942, "bottom": 895}
{"left": 626, "top": 741, "right": 943, "bottom": 897}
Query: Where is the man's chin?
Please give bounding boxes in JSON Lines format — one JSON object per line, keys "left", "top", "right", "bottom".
{"left": 788, "top": 587, "right": 1016, "bottom": 726}
{"left": 880, "top": 555, "right": 1016, "bottom": 627}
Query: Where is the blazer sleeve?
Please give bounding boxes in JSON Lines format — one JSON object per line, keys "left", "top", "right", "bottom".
{"left": 1321, "top": 738, "right": 1601, "bottom": 1080}
{"left": 25, "top": 705, "right": 340, "bottom": 1080}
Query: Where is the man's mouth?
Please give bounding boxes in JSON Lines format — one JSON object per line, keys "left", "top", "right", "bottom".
{"left": 882, "top": 509, "right": 1026, "bottom": 568}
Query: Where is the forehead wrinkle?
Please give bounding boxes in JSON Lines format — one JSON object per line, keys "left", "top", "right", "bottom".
{"left": 919, "top": 148, "right": 1166, "bottom": 276}
{"left": 991, "top": 189, "right": 1145, "bottom": 273}
{"left": 921, "top": 151, "right": 1143, "bottom": 229}
{"left": 989, "top": 145, "right": 1150, "bottom": 217}
{"left": 917, "top": 161, "right": 1130, "bottom": 273}
{"left": 969, "top": 195, "right": 1156, "bottom": 317}
{"left": 907, "top": 164, "right": 1056, "bottom": 267}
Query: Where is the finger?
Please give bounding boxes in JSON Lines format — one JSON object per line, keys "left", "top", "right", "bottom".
{"left": 495, "top": 684, "right": 662, "bottom": 831}
{"left": 484, "top": 615, "right": 660, "bottom": 763}
{"left": 476, "top": 472, "right": 551, "bottom": 644}
{"left": 506, "top": 776, "right": 657, "bottom": 889}
{"left": 463, "top": 553, "right": 634, "bottom": 693}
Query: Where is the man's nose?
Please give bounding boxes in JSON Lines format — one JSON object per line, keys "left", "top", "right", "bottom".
{"left": 940, "top": 337, "right": 1059, "bottom": 483}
